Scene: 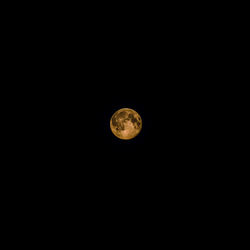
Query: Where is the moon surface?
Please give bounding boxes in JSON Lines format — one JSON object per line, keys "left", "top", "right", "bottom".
{"left": 110, "top": 108, "right": 142, "bottom": 140}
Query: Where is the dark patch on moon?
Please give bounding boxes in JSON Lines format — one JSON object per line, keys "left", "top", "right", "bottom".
{"left": 128, "top": 113, "right": 133, "bottom": 119}
{"left": 112, "top": 115, "right": 125, "bottom": 130}
{"left": 117, "top": 111, "right": 127, "bottom": 119}
{"left": 129, "top": 114, "right": 138, "bottom": 124}
{"left": 128, "top": 113, "right": 140, "bottom": 129}
{"left": 131, "top": 117, "right": 138, "bottom": 124}
{"left": 112, "top": 116, "right": 118, "bottom": 127}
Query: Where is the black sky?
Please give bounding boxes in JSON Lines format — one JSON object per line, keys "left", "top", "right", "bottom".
{"left": 12, "top": 4, "right": 226, "bottom": 239}
{"left": 22, "top": 5, "right": 221, "bottom": 188}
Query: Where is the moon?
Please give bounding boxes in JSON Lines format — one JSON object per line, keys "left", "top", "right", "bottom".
{"left": 110, "top": 108, "right": 142, "bottom": 140}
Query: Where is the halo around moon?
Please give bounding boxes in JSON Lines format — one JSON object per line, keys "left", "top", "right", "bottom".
{"left": 110, "top": 108, "right": 142, "bottom": 140}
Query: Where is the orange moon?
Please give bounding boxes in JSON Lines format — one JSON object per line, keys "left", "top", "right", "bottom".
{"left": 110, "top": 108, "right": 142, "bottom": 140}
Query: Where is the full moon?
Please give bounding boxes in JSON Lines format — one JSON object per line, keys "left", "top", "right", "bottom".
{"left": 110, "top": 108, "right": 142, "bottom": 140}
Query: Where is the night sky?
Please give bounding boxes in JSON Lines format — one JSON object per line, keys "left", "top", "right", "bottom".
{"left": 13, "top": 4, "right": 225, "bottom": 241}
{"left": 24, "top": 6, "right": 218, "bottom": 198}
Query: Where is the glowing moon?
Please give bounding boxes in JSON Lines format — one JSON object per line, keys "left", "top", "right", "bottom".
{"left": 110, "top": 108, "right": 142, "bottom": 140}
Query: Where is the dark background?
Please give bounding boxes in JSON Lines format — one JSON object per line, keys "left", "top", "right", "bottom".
{"left": 8, "top": 3, "right": 229, "bottom": 241}
{"left": 26, "top": 8, "right": 217, "bottom": 179}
